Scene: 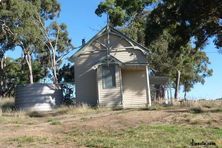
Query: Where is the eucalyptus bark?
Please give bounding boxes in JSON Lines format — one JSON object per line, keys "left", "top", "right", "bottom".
{"left": 0, "top": 58, "right": 4, "bottom": 97}
{"left": 24, "top": 52, "right": 33, "bottom": 84}
{"left": 174, "top": 70, "right": 181, "bottom": 100}
{"left": 0, "top": 58, "right": 3, "bottom": 70}
{"left": 52, "top": 48, "right": 58, "bottom": 84}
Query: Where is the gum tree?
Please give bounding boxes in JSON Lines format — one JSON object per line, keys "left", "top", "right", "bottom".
{"left": 0, "top": 0, "right": 67, "bottom": 84}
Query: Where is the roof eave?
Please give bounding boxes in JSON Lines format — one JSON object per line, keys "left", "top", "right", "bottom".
{"left": 70, "top": 25, "right": 150, "bottom": 61}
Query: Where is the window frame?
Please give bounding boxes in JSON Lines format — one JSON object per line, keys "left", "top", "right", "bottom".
{"left": 102, "top": 64, "right": 116, "bottom": 89}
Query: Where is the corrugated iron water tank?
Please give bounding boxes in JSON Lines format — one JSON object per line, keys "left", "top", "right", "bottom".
{"left": 15, "top": 83, "right": 63, "bottom": 111}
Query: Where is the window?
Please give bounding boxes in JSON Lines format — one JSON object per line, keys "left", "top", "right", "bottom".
{"left": 102, "top": 65, "right": 116, "bottom": 89}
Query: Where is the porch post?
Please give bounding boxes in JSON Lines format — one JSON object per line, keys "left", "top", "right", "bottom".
{"left": 146, "top": 65, "right": 152, "bottom": 107}
{"left": 119, "top": 66, "right": 123, "bottom": 106}
{"left": 96, "top": 65, "right": 101, "bottom": 105}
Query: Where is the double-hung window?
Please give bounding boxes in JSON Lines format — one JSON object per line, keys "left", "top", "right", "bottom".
{"left": 102, "top": 65, "right": 116, "bottom": 89}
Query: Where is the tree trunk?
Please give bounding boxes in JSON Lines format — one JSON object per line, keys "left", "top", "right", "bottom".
{"left": 0, "top": 58, "right": 4, "bottom": 98}
{"left": 52, "top": 49, "right": 58, "bottom": 84}
{"left": 174, "top": 70, "right": 181, "bottom": 100}
{"left": 25, "top": 53, "right": 33, "bottom": 84}
{"left": 0, "top": 58, "right": 3, "bottom": 70}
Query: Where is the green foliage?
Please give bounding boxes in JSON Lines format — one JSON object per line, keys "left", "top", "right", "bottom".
{"left": 0, "top": 0, "right": 72, "bottom": 84}
{"left": 0, "top": 57, "right": 45, "bottom": 97}
{"left": 121, "top": 11, "right": 148, "bottom": 44}
{"left": 58, "top": 63, "right": 74, "bottom": 83}
{"left": 147, "top": 27, "right": 213, "bottom": 92}
{"left": 47, "top": 22, "right": 72, "bottom": 54}
{"left": 45, "top": 22, "right": 73, "bottom": 68}
{"left": 0, "top": 0, "right": 59, "bottom": 51}
{"left": 7, "top": 58, "right": 45, "bottom": 85}
{"left": 145, "top": 0, "right": 222, "bottom": 49}
{"left": 18, "top": 58, "right": 46, "bottom": 84}
{"left": 95, "top": 0, "right": 155, "bottom": 26}
{"left": 0, "top": 57, "right": 20, "bottom": 96}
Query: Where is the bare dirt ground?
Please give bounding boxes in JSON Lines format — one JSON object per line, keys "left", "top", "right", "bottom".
{"left": 0, "top": 106, "right": 222, "bottom": 147}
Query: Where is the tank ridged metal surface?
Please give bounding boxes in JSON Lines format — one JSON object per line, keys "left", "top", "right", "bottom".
{"left": 15, "top": 83, "right": 63, "bottom": 111}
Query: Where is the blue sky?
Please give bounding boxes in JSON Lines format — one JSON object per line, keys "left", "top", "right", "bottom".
{"left": 6, "top": 1, "right": 222, "bottom": 99}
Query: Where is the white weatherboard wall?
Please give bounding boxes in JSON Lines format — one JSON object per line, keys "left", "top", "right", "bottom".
{"left": 75, "top": 51, "right": 106, "bottom": 106}
{"left": 97, "top": 65, "right": 122, "bottom": 107}
{"left": 122, "top": 69, "right": 147, "bottom": 108}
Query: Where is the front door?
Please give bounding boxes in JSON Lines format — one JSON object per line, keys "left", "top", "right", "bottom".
{"left": 122, "top": 69, "right": 147, "bottom": 108}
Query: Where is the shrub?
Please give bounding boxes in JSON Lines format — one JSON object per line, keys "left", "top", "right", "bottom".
{"left": 0, "top": 97, "right": 15, "bottom": 112}
{"left": 190, "top": 107, "right": 203, "bottom": 113}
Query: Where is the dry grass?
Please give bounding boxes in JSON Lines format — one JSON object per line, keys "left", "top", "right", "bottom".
{"left": 0, "top": 97, "right": 15, "bottom": 110}
{"left": 188, "top": 100, "right": 222, "bottom": 114}
{"left": 170, "top": 100, "right": 222, "bottom": 114}
{"left": 0, "top": 97, "right": 27, "bottom": 118}
{"left": 0, "top": 98, "right": 110, "bottom": 118}
{"left": 0, "top": 98, "right": 222, "bottom": 147}
{"left": 175, "top": 99, "right": 222, "bottom": 107}
{"left": 27, "top": 104, "right": 111, "bottom": 118}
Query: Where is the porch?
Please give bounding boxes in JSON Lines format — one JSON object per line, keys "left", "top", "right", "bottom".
{"left": 96, "top": 64, "right": 151, "bottom": 108}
